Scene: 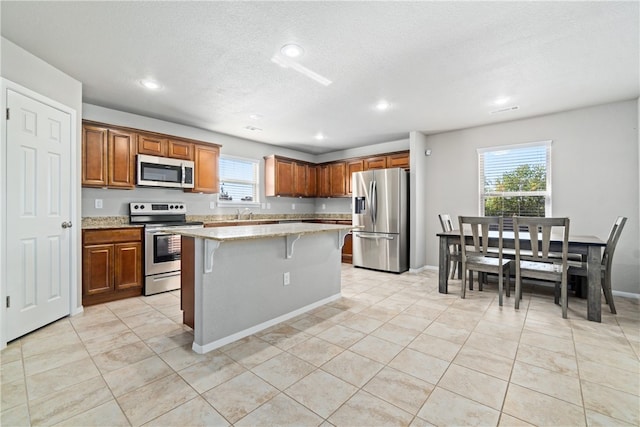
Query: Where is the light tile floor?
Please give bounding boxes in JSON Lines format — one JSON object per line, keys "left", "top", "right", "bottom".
{"left": 1, "top": 266, "right": 639, "bottom": 426}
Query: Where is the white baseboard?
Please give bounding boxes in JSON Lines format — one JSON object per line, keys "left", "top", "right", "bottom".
{"left": 409, "top": 266, "right": 428, "bottom": 273}
{"left": 192, "top": 293, "right": 342, "bottom": 354}
{"left": 612, "top": 290, "right": 640, "bottom": 299}
{"left": 424, "top": 265, "right": 439, "bottom": 271}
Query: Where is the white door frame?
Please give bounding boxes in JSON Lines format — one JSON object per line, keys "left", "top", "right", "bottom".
{"left": 0, "top": 78, "right": 80, "bottom": 349}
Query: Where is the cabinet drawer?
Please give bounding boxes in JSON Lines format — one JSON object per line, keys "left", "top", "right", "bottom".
{"left": 83, "top": 228, "right": 142, "bottom": 244}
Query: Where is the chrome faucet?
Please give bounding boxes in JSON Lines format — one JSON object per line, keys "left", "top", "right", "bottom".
{"left": 236, "top": 208, "right": 253, "bottom": 220}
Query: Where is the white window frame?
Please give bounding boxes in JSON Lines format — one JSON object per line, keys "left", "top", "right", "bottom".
{"left": 217, "top": 155, "right": 261, "bottom": 208}
{"left": 478, "top": 140, "right": 552, "bottom": 217}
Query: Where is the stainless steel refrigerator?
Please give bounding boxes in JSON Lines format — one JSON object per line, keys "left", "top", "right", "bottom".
{"left": 352, "top": 168, "right": 409, "bottom": 273}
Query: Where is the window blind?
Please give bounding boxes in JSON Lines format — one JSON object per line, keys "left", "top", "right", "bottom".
{"left": 218, "top": 156, "right": 259, "bottom": 203}
{"left": 478, "top": 141, "right": 551, "bottom": 218}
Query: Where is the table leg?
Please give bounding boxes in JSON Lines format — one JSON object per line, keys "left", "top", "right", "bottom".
{"left": 586, "top": 246, "right": 601, "bottom": 322}
{"left": 439, "top": 236, "right": 448, "bottom": 294}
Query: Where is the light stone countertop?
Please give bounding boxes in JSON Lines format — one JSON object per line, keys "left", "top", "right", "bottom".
{"left": 167, "top": 222, "right": 356, "bottom": 242}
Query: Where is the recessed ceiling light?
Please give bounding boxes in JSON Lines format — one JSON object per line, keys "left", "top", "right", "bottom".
{"left": 375, "top": 100, "right": 390, "bottom": 111}
{"left": 249, "top": 114, "right": 263, "bottom": 120}
{"left": 140, "top": 79, "right": 161, "bottom": 90}
{"left": 314, "top": 133, "right": 325, "bottom": 141}
{"left": 280, "top": 44, "right": 304, "bottom": 58}
{"left": 493, "top": 96, "right": 510, "bottom": 106}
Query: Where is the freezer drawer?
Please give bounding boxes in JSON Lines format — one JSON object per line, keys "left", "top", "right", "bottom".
{"left": 352, "top": 232, "right": 408, "bottom": 273}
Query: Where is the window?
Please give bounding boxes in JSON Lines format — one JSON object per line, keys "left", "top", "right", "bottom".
{"left": 218, "top": 156, "right": 260, "bottom": 206}
{"left": 478, "top": 140, "right": 551, "bottom": 219}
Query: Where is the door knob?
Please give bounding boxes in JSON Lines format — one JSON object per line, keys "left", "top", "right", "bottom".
{"left": 61, "top": 221, "right": 72, "bottom": 229}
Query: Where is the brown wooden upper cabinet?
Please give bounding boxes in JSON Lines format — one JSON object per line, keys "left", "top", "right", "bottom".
{"left": 387, "top": 151, "right": 410, "bottom": 169}
{"left": 265, "top": 155, "right": 316, "bottom": 197}
{"left": 363, "top": 156, "right": 387, "bottom": 170}
{"left": 137, "top": 133, "right": 167, "bottom": 157}
{"left": 329, "top": 162, "right": 347, "bottom": 196}
{"left": 186, "top": 143, "right": 220, "bottom": 194}
{"left": 82, "top": 123, "right": 135, "bottom": 189}
{"left": 316, "top": 164, "right": 331, "bottom": 198}
{"left": 346, "top": 159, "right": 364, "bottom": 195}
{"left": 168, "top": 139, "right": 194, "bottom": 160}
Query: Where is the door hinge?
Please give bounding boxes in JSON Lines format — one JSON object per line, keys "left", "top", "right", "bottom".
{"left": 5, "top": 296, "right": 9, "bottom": 308}
{"left": 6, "top": 108, "right": 9, "bottom": 120}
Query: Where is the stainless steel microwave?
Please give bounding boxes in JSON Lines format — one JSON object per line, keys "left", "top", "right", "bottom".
{"left": 137, "top": 154, "right": 195, "bottom": 189}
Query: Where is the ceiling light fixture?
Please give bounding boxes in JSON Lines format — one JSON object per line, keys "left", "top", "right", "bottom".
{"left": 493, "top": 96, "right": 511, "bottom": 106}
{"left": 280, "top": 44, "right": 304, "bottom": 58}
{"left": 244, "top": 125, "right": 262, "bottom": 131}
{"left": 140, "top": 79, "right": 161, "bottom": 90}
{"left": 314, "top": 133, "right": 325, "bottom": 141}
{"left": 249, "top": 114, "right": 263, "bottom": 120}
{"left": 375, "top": 100, "right": 390, "bottom": 111}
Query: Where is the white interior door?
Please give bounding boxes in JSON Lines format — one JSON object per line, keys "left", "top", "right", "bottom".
{"left": 5, "top": 88, "right": 72, "bottom": 341}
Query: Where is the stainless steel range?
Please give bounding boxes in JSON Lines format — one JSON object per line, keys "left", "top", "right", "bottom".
{"left": 129, "top": 202, "right": 204, "bottom": 296}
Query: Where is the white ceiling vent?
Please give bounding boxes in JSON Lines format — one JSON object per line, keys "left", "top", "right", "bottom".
{"left": 490, "top": 105, "right": 520, "bottom": 115}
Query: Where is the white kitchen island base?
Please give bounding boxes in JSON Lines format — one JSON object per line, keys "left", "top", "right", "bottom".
{"left": 178, "top": 223, "right": 352, "bottom": 354}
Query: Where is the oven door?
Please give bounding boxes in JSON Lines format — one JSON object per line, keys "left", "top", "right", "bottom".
{"left": 145, "top": 230, "right": 181, "bottom": 275}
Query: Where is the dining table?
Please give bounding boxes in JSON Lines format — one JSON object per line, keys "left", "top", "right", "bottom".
{"left": 436, "top": 229, "right": 607, "bottom": 322}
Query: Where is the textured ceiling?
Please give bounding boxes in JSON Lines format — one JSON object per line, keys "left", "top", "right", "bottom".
{"left": 2, "top": 1, "right": 638, "bottom": 154}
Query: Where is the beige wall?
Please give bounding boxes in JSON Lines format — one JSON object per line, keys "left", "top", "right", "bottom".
{"left": 424, "top": 99, "right": 640, "bottom": 294}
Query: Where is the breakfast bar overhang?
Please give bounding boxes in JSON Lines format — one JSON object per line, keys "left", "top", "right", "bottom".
{"left": 174, "top": 223, "right": 354, "bottom": 354}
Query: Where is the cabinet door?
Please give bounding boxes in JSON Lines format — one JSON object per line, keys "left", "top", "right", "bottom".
{"left": 108, "top": 129, "right": 136, "bottom": 188}
{"left": 387, "top": 152, "right": 410, "bottom": 169}
{"left": 114, "top": 242, "right": 142, "bottom": 291}
{"left": 329, "top": 162, "right": 347, "bottom": 196}
{"left": 190, "top": 144, "right": 219, "bottom": 193}
{"left": 275, "top": 158, "right": 294, "bottom": 196}
{"left": 316, "top": 165, "right": 330, "bottom": 197}
{"left": 168, "top": 139, "right": 194, "bottom": 160}
{"left": 346, "top": 159, "right": 364, "bottom": 195}
{"left": 305, "top": 164, "right": 317, "bottom": 197}
{"left": 137, "top": 133, "right": 167, "bottom": 156}
{"left": 82, "top": 244, "right": 114, "bottom": 296}
{"left": 364, "top": 156, "right": 387, "bottom": 170}
{"left": 82, "top": 124, "right": 108, "bottom": 187}
{"left": 293, "top": 162, "right": 307, "bottom": 197}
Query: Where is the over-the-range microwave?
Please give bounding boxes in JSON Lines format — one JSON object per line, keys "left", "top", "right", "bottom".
{"left": 137, "top": 154, "right": 195, "bottom": 189}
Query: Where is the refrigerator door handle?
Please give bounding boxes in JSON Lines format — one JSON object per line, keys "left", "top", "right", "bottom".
{"left": 368, "top": 180, "right": 374, "bottom": 224}
{"left": 371, "top": 180, "right": 377, "bottom": 225}
{"left": 354, "top": 233, "right": 394, "bottom": 241}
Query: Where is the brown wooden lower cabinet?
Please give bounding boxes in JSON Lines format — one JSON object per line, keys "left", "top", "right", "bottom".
{"left": 181, "top": 236, "right": 195, "bottom": 329}
{"left": 82, "top": 228, "right": 143, "bottom": 306}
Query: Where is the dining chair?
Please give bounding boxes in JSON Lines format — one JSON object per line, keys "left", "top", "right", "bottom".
{"left": 513, "top": 216, "right": 570, "bottom": 318}
{"left": 568, "top": 216, "right": 627, "bottom": 314}
{"left": 458, "top": 216, "right": 511, "bottom": 306}
{"left": 438, "top": 214, "right": 461, "bottom": 280}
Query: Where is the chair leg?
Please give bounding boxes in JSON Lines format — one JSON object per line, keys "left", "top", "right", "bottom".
{"left": 479, "top": 273, "right": 484, "bottom": 291}
{"left": 561, "top": 278, "right": 568, "bottom": 319}
{"left": 497, "top": 269, "right": 503, "bottom": 306}
{"left": 515, "top": 272, "right": 521, "bottom": 309}
{"left": 505, "top": 271, "right": 511, "bottom": 298}
{"left": 449, "top": 260, "right": 456, "bottom": 280}
{"left": 469, "top": 270, "right": 474, "bottom": 290}
{"left": 603, "top": 270, "right": 617, "bottom": 314}
{"left": 554, "top": 284, "right": 560, "bottom": 305}
{"left": 461, "top": 266, "right": 467, "bottom": 299}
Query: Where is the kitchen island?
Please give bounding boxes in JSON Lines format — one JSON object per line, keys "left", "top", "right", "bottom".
{"left": 174, "top": 223, "right": 354, "bottom": 354}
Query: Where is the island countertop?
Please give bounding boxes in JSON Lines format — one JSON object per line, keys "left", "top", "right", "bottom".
{"left": 169, "top": 222, "right": 355, "bottom": 242}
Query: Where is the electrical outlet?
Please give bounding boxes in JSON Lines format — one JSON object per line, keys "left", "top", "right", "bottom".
{"left": 209, "top": 201, "right": 216, "bottom": 209}
{"left": 95, "top": 199, "right": 103, "bottom": 209}
{"left": 291, "top": 203, "right": 296, "bottom": 210}
{"left": 321, "top": 203, "right": 326, "bottom": 210}
{"left": 283, "top": 272, "right": 290, "bottom": 286}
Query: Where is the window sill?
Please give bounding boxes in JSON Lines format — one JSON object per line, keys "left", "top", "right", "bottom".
{"left": 217, "top": 201, "right": 261, "bottom": 208}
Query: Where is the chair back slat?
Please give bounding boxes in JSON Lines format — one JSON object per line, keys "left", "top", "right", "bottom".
{"left": 459, "top": 216, "right": 503, "bottom": 258}
{"left": 514, "top": 216, "right": 570, "bottom": 263}
{"left": 439, "top": 214, "right": 454, "bottom": 233}
{"left": 602, "top": 216, "right": 627, "bottom": 270}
